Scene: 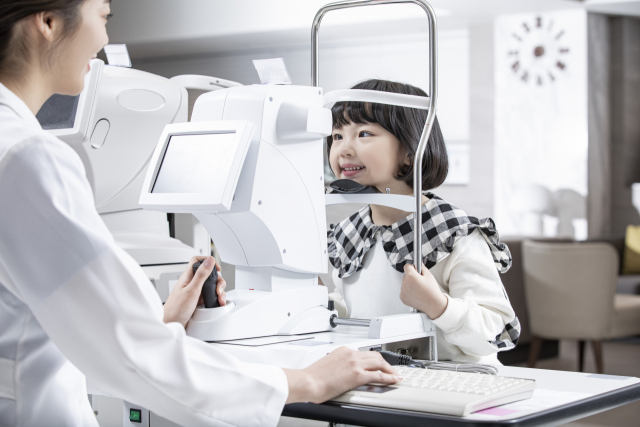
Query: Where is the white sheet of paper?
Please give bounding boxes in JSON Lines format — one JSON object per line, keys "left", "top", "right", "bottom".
{"left": 468, "top": 389, "right": 593, "bottom": 420}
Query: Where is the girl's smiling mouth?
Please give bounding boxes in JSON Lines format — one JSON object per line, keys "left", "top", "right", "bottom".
{"left": 341, "top": 164, "right": 366, "bottom": 177}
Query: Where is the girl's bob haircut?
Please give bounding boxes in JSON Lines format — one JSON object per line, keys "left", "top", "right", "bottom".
{"left": 327, "top": 79, "right": 448, "bottom": 191}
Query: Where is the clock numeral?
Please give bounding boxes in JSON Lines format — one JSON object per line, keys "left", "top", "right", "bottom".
{"left": 537, "top": 75, "right": 543, "bottom": 86}
{"left": 548, "top": 72, "right": 556, "bottom": 81}
{"left": 536, "top": 17, "right": 542, "bottom": 28}
{"left": 521, "top": 71, "right": 529, "bottom": 82}
{"left": 508, "top": 50, "right": 519, "bottom": 56}
{"left": 555, "top": 30, "right": 565, "bottom": 40}
{"left": 556, "top": 61, "right": 566, "bottom": 70}
{"left": 523, "top": 22, "right": 530, "bottom": 33}
{"left": 512, "top": 33, "right": 522, "bottom": 42}
{"left": 512, "top": 61, "right": 520, "bottom": 73}
{"left": 548, "top": 20, "right": 555, "bottom": 32}
{"left": 559, "top": 48, "right": 570, "bottom": 54}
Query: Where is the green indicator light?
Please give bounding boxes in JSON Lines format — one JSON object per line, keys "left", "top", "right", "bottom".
{"left": 129, "top": 409, "right": 142, "bottom": 423}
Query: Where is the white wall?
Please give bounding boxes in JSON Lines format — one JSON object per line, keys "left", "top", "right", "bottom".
{"left": 105, "top": 0, "right": 586, "bottom": 59}
{"left": 436, "top": 24, "right": 495, "bottom": 220}
{"left": 494, "top": 10, "right": 589, "bottom": 236}
{"left": 134, "top": 30, "right": 469, "bottom": 141}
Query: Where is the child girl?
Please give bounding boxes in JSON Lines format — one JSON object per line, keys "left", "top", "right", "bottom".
{"left": 327, "top": 79, "right": 519, "bottom": 365}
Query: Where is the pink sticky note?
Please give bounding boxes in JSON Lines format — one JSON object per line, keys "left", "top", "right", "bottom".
{"left": 475, "top": 407, "right": 520, "bottom": 416}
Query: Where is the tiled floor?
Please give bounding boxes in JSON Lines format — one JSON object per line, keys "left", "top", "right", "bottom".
{"left": 278, "top": 337, "right": 640, "bottom": 427}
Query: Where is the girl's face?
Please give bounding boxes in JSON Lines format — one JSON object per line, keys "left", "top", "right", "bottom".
{"left": 51, "top": 0, "right": 110, "bottom": 95}
{"left": 330, "top": 121, "right": 412, "bottom": 194}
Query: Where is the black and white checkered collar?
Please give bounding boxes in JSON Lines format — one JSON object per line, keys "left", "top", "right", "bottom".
{"left": 328, "top": 193, "right": 512, "bottom": 279}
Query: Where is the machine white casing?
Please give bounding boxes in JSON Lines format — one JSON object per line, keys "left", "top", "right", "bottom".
{"left": 86, "top": 66, "right": 187, "bottom": 215}
{"left": 188, "top": 85, "right": 330, "bottom": 274}
{"left": 140, "top": 84, "right": 336, "bottom": 341}
{"left": 74, "top": 66, "right": 204, "bottom": 273}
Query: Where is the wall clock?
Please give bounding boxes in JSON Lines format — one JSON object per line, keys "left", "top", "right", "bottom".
{"left": 507, "top": 16, "right": 571, "bottom": 85}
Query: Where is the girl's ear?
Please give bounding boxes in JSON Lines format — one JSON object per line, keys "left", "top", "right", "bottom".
{"left": 396, "top": 148, "right": 412, "bottom": 177}
{"left": 403, "top": 150, "right": 412, "bottom": 166}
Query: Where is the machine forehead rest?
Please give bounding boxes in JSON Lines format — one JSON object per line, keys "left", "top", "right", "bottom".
{"left": 323, "top": 89, "right": 431, "bottom": 110}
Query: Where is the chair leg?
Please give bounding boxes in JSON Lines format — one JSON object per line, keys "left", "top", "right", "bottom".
{"left": 578, "top": 340, "right": 586, "bottom": 372}
{"left": 528, "top": 336, "right": 544, "bottom": 368}
{"left": 593, "top": 341, "right": 604, "bottom": 374}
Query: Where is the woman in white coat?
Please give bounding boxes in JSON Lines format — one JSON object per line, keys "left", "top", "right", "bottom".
{"left": 0, "top": 0, "right": 400, "bottom": 425}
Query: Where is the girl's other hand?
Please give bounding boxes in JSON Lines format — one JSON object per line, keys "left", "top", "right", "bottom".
{"left": 163, "top": 256, "right": 227, "bottom": 328}
{"left": 400, "top": 263, "right": 448, "bottom": 320}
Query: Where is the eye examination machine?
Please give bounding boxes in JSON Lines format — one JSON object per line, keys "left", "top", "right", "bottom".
{"left": 138, "top": 78, "right": 438, "bottom": 364}
{"left": 138, "top": 0, "right": 440, "bottom": 369}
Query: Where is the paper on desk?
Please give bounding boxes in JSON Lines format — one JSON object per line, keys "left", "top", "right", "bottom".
{"left": 468, "top": 389, "right": 593, "bottom": 420}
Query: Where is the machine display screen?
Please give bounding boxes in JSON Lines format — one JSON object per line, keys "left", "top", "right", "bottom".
{"left": 36, "top": 94, "right": 80, "bottom": 130}
{"left": 152, "top": 132, "right": 237, "bottom": 194}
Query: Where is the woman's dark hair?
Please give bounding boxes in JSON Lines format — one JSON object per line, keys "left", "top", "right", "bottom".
{"left": 327, "top": 79, "right": 448, "bottom": 191}
{"left": 0, "top": 0, "right": 88, "bottom": 76}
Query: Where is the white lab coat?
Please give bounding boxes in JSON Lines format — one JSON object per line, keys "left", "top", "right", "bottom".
{"left": 0, "top": 82, "right": 288, "bottom": 427}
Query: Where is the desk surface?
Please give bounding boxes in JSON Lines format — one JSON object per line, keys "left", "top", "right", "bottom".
{"left": 283, "top": 366, "right": 640, "bottom": 427}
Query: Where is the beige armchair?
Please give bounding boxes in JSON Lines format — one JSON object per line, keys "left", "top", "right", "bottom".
{"left": 522, "top": 240, "right": 640, "bottom": 373}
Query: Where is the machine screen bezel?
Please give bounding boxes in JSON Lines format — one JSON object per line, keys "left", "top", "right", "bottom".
{"left": 139, "top": 120, "right": 255, "bottom": 213}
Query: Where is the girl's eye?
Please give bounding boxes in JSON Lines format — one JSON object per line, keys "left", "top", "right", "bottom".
{"left": 359, "top": 131, "right": 372, "bottom": 138}
{"left": 333, "top": 134, "right": 343, "bottom": 140}
{"left": 105, "top": 14, "right": 113, "bottom": 21}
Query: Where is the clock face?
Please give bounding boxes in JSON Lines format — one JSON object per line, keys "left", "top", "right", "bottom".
{"left": 507, "top": 16, "right": 570, "bottom": 85}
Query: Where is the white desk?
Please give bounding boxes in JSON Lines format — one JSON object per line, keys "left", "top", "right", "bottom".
{"left": 283, "top": 366, "right": 640, "bottom": 426}
{"left": 211, "top": 326, "right": 437, "bottom": 369}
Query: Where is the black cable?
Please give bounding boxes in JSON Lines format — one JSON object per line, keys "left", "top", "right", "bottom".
{"left": 376, "top": 350, "right": 425, "bottom": 368}
{"left": 374, "top": 350, "right": 498, "bottom": 374}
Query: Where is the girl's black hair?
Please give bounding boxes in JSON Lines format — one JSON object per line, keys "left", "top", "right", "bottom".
{"left": 0, "top": 0, "right": 90, "bottom": 76}
{"left": 327, "top": 79, "right": 448, "bottom": 191}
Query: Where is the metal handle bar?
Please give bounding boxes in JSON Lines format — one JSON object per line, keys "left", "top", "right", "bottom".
{"left": 330, "top": 315, "right": 372, "bottom": 328}
{"left": 312, "top": 0, "right": 438, "bottom": 273}
{"left": 323, "top": 89, "right": 431, "bottom": 109}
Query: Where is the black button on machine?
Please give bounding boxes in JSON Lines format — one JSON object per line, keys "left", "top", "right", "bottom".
{"left": 193, "top": 260, "right": 220, "bottom": 308}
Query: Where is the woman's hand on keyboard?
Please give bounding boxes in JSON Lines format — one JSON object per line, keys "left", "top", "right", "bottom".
{"left": 283, "top": 346, "right": 402, "bottom": 404}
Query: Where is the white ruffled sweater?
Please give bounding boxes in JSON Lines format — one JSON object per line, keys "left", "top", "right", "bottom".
{"left": 331, "top": 229, "right": 518, "bottom": 365}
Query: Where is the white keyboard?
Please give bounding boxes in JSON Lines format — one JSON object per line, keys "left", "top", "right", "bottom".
{"left": 331, "top": 366, "right": 536, "bottom": 417}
